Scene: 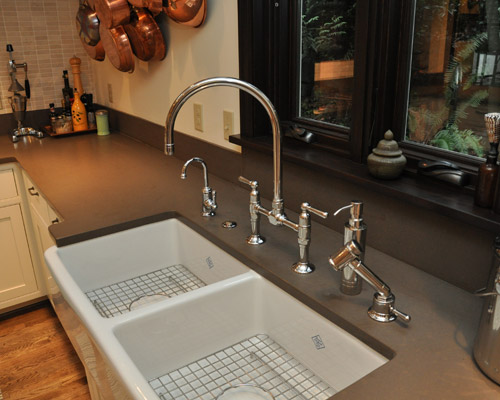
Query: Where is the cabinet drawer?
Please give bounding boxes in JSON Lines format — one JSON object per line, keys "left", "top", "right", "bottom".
{"left": 0, "top": 169, "right": 18, "bottom": 200}
{"left": 23, "top": 173, "right": 49, "bottom": 222}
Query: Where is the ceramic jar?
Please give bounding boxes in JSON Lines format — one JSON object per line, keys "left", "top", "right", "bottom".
{"left": 367, "top": 130, "right": 406, "bottom": 179}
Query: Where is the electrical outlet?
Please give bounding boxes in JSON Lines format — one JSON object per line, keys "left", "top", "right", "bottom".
{"left": 107, "top": 83, "right": 113, "bottom": 103}
{"left": 223, "top": 110, "right": 234, "bottom": 140}
{"left": 194, "top": 103, "right": 203, "bottom": 132}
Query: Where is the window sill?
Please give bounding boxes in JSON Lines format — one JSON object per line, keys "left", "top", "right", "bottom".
{"left": 230, "top": 134, "right": 500, "bottom": 233}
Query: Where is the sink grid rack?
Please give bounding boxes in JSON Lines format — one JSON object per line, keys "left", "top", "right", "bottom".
{"left": 85, "top": 264, "right": 206, "bottom": 318}
{"left": 149, "top": 334, "right": 337, "bottom": 400}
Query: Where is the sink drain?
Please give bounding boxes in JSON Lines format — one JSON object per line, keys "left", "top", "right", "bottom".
{"left": 216, "top": 384, "right": 274, "bottom": 400}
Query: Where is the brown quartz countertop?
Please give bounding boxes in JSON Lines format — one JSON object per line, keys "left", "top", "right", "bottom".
{"left": 1, "top": 133, "right": 499, "bottom": 399}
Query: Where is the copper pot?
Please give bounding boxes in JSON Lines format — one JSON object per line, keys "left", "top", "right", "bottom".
{"left": 94, "top": 0, "right": 130, "bottom": 28}
{"left": 99, "top": 24, "right": 134, "bottom": 72}
{"left": 163, "top": 0, "right": 207, "bottom": 28}
{"left": 76, "top": 1, "right": 100, "bottom": 46}
{"left": 124, "top": 8, "right": 165, "bottom": 62}
{"left": 77, "top": 0, "right": 105, "bottom": 61}
{"left": 81, "top": 40, "right": 105, "bottom": 61}
{"left": 128, "top": 0, "right": 163, "bottom": 16}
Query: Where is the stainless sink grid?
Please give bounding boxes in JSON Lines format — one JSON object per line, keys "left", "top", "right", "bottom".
{"left": 85, "top": 264, "right": 206, "bottom": 318}
{"left": 149, "top": 334, "right": 337, "bottom": 400}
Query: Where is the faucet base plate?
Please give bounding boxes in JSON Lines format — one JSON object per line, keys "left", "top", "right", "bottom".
{"left": 291, "top": 262, "right": 315, "bottom": 274}
{"left": 246, "top": 235, "right": 265, "bottom": 245}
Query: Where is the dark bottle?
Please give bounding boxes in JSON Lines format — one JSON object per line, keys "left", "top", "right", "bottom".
{"left": 86, "top": 93, "right": 97, "bottom": 129}
{"left": 49, "top": 103, "right": 56, "bottom": 119}
{"left": 62, "top": 70, "right": 74, "bottom": 106}
{"left": 475, "top": 153, "right": 499, "bottom": 208}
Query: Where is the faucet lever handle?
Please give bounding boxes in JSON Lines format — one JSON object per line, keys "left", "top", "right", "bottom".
{"left": 391, "top": 306, "right": 411, "bottom": 323}
{"left": 238, "top": 176, "right": 258, "bottom": 190}
{"left": 301, "top": 202, "right": 328, "bottom": 219}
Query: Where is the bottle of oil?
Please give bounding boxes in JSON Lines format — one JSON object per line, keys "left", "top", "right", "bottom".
{"left": 71, "top": 88, "right": 88, "bottom": 131}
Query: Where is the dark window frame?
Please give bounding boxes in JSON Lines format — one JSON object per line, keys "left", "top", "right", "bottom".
{"left": 237, "top": 0, "right": 484, "bottom": 174}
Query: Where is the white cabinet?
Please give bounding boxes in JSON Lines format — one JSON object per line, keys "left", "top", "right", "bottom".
{"left": 0, "top": 204, "right": 38, "bottom": 303}
{"left": 0, "top": 164, "right": 45, "bottom": 312}
{"left": 22, "top": 170, "right": 61, "bottom": 308}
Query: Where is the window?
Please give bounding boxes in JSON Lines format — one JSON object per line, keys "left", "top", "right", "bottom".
{"left": 238, "top": 0, "right": 500, "bottom": 171}
{"left": 299, "top": 1, "right": 356, "bottom": 128}
{"left": 405, "top": 0, "right": 500, "bottom": 159}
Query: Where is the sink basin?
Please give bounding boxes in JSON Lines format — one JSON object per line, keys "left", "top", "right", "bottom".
{"left": 47, "top": 218, "right": 249, "bottom": 317}
{"left": 45, "top": 217, "right": 388, "bottom": 400}
{"left": 113, "top": 272, "right": 387, "bottom": 399}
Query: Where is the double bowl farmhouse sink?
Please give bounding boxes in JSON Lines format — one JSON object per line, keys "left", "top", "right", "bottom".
{"left": 45, "top": 218, "right": 388, "bottom": 400}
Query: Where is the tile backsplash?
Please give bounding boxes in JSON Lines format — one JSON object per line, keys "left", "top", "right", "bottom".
{"left": 0, "top": 0, "right": 96, "bottom": 115}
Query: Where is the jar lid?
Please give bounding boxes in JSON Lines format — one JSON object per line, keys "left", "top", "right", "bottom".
{"left": 372, "top": 130, "right": 403, "bottom": 157}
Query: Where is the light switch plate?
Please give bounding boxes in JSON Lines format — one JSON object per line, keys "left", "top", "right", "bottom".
{"left": 194, "top": 103, "right": 203, "bottom": 132}
{"left": 223, "top": 110, "right": 234, "bottom": 140}
{"left": 107, "top": 83, "right": 114, "bottom": 103}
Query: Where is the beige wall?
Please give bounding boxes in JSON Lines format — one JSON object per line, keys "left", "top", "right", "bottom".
{"left": 91, "top": 1, "right": 241, "bottom": 152}
{"left": 0, "top": 0, "right": 96, "bottom": 114}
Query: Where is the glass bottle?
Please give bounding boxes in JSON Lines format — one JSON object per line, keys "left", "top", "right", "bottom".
{"left": 86, "top": 93, "right": 97, "bottom": 129}
{"left": 49, "top": 102, "right": 57, "bottom": 131}
{"left": 71, "top": 88, "right": 88, "bottom": 131}
{"left": 475, "top": 153, "right": 498, "bottom": 208}
{"left": 62, "top": 70, "right": 74, "bottom": 106}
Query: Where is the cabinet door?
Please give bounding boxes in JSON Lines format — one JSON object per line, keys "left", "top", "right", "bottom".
{"left": 0, "top": 205, "right": 38, "bottom": 304}
{"left": 31, "top": 205, "right": 56, "bottom": 301}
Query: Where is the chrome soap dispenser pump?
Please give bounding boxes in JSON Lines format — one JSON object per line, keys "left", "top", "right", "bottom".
{"left": 334, "top": 201, "right": 367, "bottom": 295}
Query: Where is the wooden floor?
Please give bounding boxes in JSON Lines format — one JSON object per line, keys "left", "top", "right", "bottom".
{"left": 0, "top": 302, "right": 91, "bottom": 400}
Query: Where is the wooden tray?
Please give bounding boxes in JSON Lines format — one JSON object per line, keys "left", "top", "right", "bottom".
{"left": 43, "top": 126, "right": 98, "bottom": 137}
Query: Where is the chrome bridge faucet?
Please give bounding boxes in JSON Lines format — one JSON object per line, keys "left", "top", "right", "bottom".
{"left": 165, "top": 77, "right": 327, "bottom": 273}
{"left": 329, "top": 240, "right": 411, "bottom": 323}
{"left": 238, "top": 176, "right": 328, "bottom": 273}
{"left": 181, "top": 157, "right": 217, "bottom": 217}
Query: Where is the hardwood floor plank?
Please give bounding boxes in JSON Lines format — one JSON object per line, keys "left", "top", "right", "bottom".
{"left": 0, "top": 303, "right": 91, "bottom": 400}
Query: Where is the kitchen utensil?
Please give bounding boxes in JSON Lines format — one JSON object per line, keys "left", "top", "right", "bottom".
{"left": 128, "top": 0, "right": 162, "bottom": 16}
{"left": 94, "top": 0, "right": 130, "bottom": 28}
{"left": 124, "top": 7, "right": 165, "bottom": 61}
{"left": 76, "top": 1, "right": 100, "bottom": 46}
{"left": 163, "top": 0, "right": 207, "bottom": 28}
{"left": 100, "top": 24, "right": 135, "bottom": 72}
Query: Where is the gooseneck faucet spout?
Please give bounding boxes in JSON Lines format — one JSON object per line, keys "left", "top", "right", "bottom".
{"left": 165, "top": 77, "right": 284, "bottom": 221}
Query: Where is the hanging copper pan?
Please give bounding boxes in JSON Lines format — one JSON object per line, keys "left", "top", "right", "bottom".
{"left": 124, "top": 7, "right": 165, "bottom": 61}
{"left": 77, "top": 0, "right": 105, "bottom": 61}
{"left": 82, "top": 40, "right": 106, "bottom": 61}
{"left": 163, "top": 0, "right": 207, "bottom": 28}
{"left": 94, "top": 0, "right": 130, "bottom": 28}
{"left": 128, "top": 0, "right": 163, "bottom": 16}
{"left": 76, "top": 1, "right": 100, "bottom": 46}
{"left": 99, "top": 24, "right": 135, "bottom": 72}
